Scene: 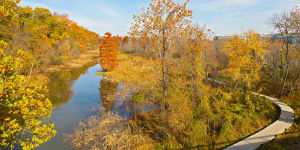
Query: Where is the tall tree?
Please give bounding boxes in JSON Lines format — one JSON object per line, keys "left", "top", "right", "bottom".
{"left": 223, "top": 30, "right": 268, "bottom": 90}
{"left": 99, "top": 32, "right": 118, "bottom": 72}
{"left": 182, "top": 26, "right": 207, "bottom": 107}
{"left": 271, "top": 8, "right": 298, "bottom": 97}
{"left": 130, "top": 0, "right": 192, "bottom": 100}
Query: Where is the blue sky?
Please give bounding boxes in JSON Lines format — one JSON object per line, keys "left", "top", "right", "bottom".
{"left": 20, "top": 0, "right": 300, "bottom": 36}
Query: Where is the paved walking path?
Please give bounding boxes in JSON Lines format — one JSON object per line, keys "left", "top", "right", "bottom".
{"left": 207, "top": 78, "right": 295, "bottom": 150}
{"left": 223, "top": 92, "right": 294, "bottom": 150}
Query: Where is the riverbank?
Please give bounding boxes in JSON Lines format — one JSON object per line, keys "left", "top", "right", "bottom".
{"left": 29, "top": 49, "right": 100, "bottom": 149}
{"left": 32, "top": 49, "right": 99, "bottom": 85}
{"left": 97, "top": 53, "right": 159, "bottom": 85}
{"left": 95, "top": 53, "right": 279, "bottom": 149}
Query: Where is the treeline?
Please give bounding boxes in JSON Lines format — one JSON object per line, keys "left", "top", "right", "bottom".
{"left": 207, "top": 7, "right": 300, "bottom": 98}
{"left": 120, "top": 7, "right": 300, "bottom": 99}
{"left": 1, "top": 0, "right": 100, "bottom": 72}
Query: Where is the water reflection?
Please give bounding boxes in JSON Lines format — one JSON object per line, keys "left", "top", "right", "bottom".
{"left": 99, "top": 78, "right": 118, "bottom": 112}
{"left": 39, "top": 63, "right": 154, "bottom": 150}
{"left": 39, "top": 64, "right": 101, "bottom": 150}
{"left": 99, "top": 78, "right": 153, "bottom": 119}
{"left": 47, "top": 62, "right": 96, "bottom": 107}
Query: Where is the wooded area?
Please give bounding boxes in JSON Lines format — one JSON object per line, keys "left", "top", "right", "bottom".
{"left": 66, "top": 1, "right": 300, "bottom": 150}
{"left": 1, "top": 0, "right": 299, "bottom": 150}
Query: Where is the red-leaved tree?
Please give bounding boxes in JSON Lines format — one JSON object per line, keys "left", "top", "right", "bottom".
{"left": 99, "top": 32, "right": 118, "bottom": 72}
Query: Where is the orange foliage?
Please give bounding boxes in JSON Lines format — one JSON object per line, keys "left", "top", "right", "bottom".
{"left": 99, "top": 32, "right": 118, "bottom": 72}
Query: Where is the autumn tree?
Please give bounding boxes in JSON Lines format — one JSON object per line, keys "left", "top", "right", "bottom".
{"left": 0, "top": 0, "right": 20, "bottom": 17}
{"left": 270, "top": 6, "right": 300, "bottom": 97}
{"left": 223, "top": 30, "right": 268, "bottom": 90}
{"left": 270, "top": 7, "right": 299, "bottom": 97}
{"left": 99, "top": 32, "right": 118, "bottom": 72}
{"left": 0, "top": 49, "right": 56, "bottom": 149}
{"left": 181, "top": 26, "right": 209, "bottom": 107}
{"left": 0, "top": 0, "right": 20, "bottom": 46}
{"left": 1, "top": 1, "right": 100, "bottom": 69}
{"left": 130, "top": 0, "right": 192, "bottom": 100}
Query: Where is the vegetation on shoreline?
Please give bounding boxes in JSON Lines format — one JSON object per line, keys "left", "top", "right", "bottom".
{"left": 65, "top": 0, "right": 300, "bottom": 149}
{"left": 71, "top": 52, "right": 278, "bottom": 150}
{"left": 0, "top": 50, "right": 56, "bottom": 150}
{"left": 0, "top": 0, "right": 100, "bottom": 74}
{"left": 0, "top": 0, "right": 100, "bottom": 149}
{"left": 32, "top": 49, "right": 98, "bottom": 86}
{"left": 1, "top": 0, "right": 299, "bottom": 149}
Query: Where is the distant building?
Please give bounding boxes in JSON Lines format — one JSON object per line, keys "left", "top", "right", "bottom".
{"left": 290, "top": 35, "right": 299, "bottom": 45}
{"left": 214, "top": 34, "right": 299, "bottom": 45}
{"left": 260, "top": 33, "right": 299, "bottom": 45}
{"left": 213, "top": 36, "right": 233, "bottom": 41}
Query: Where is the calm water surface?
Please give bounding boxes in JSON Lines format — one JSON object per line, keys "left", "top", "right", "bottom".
{"left": 38, "top": 63, "right": 151, "bottom": 150}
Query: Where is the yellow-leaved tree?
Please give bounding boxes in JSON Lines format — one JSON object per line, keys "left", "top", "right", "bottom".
{"left": 0, "top": 47, "right": 56, "bottom": 149}
{"left": 223, "top": 30, "right": 268, "bottom": 90}
{"left": 130, "top": 0, "right": 192, "bottom": 100}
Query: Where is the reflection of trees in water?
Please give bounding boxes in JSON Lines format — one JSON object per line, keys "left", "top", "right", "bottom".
{"left": 47, "top": 63, "right": 95, "bottom": 107}
{"left": 99, "top": 81, "right": 149, "bottom": 118}
{"left": 99, "top": 78, "right": 119, "bottom": 112}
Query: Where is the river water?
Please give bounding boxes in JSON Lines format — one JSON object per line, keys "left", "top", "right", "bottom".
{"left": 37, "top": 63, "right": 151, "bottom": 150}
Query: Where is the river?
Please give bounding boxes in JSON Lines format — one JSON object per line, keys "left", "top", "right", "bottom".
{"left": 37, "top": 63, "right": 151, "bottom": 150}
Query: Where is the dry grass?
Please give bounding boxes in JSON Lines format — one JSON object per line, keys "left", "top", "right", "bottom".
{"left": 97, "top": 53, "right": 162, "bottom": 103}
{"left": 64, "top": 108, "right": 155, "bottom": 150}
{"left": 97, "top": 53, "right": 160, "bottom": 86}
{"left": 32, "top": 49, "right": 99, "bottom": 85}
{"left": 66, "top": 49, "right": 99, "bottom": 68}
{"left": 46, "top": 49, "right": 99, "bottom": 73}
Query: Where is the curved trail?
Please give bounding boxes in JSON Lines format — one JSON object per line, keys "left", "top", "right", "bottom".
{"left": 224, "top": 92, "right": 294, "bottom": 150}
{"left": 207, "top": 78, "right": 295, "bottom": 150}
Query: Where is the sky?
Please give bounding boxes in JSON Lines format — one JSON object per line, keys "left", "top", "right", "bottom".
{"left": 20, "top": 0, "right": 300, "bottom": 36}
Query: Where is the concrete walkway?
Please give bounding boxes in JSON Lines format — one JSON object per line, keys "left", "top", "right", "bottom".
{"left": 223, "top": 92, "right": 295, "bottom": 150}
{"left": 207, "top": 78, "right": 295, "bottom": 150}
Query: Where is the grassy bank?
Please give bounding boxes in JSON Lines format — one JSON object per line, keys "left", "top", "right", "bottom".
{"left": 31, "top": 49, "right": 99, "bottom": 86}
{"left": 93, "top": 53, "right": 278, "bottom": 149}
{"left": 97, "top": 53, "right": 159, "bottom": 85}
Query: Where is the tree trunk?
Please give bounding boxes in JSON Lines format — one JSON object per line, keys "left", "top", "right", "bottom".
{"left": 161, "top": 28, "right": 169, "bottom": 109}
{"left": 279, "top": 34, "right": 290, "bottom": 97}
